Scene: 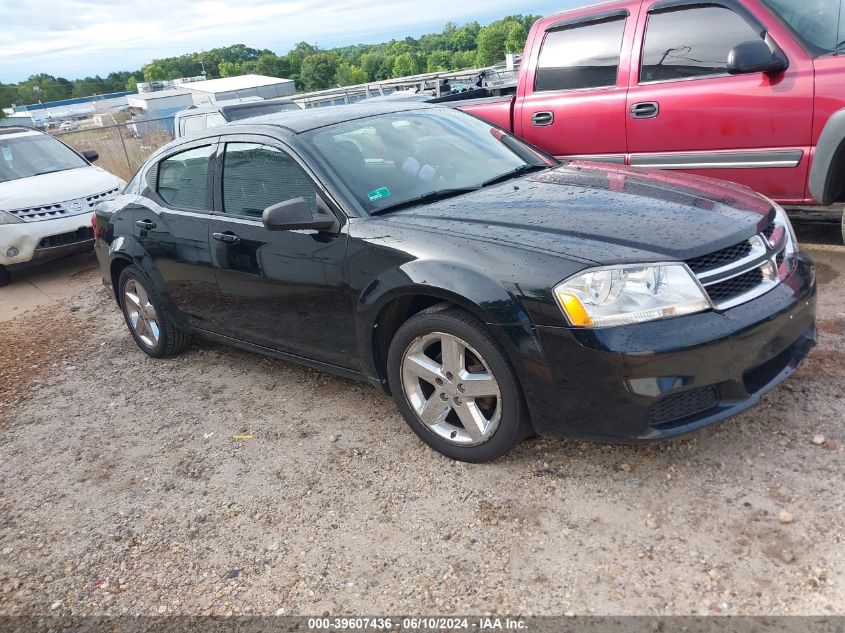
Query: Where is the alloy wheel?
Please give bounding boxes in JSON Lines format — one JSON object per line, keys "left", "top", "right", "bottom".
{"left": 123, "top": 278, "right": 161, "bottom": 349}
{"left": 400, "top": 331, "right": 502, "bottom": 446}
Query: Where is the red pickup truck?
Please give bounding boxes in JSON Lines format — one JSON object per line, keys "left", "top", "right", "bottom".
{"left": 454, "top": 0, "right": 845, "bottom": 236}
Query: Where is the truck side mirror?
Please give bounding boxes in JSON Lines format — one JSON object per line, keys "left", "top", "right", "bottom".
{"left": 82, "top": 149, "right": 99, "bottom": 163}
{"left": 262, "top": 197, "right": 337, "bottom": 232}
{"left": 727, "top": 40, "right": 786, "bottom": 75}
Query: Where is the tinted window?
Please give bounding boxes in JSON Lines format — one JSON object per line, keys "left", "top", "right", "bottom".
{"left": 535, "top": 17, "right": 626, "bottom": 91}
{"left": 760, "top": 0, "right": 844, "bottom": 56}
{"left": 222, "top": 143, "right": 319, "bottom": 218}
{"left": 641, "top": 6, "right": 763, "bottom": 83}
{"left": 157, "top": 145, "right": 214, "bottom": 211}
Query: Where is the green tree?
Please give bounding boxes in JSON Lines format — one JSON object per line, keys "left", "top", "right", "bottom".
{"left": 426, "top": 51, "right": 451, "bottom": 72}
{"left": 391, "top": 52, "right": 418, "bottom": 78}
{"left": 476, "top": 18, "right": 527, "bottom": 66}
{"left": 299, "top": 53, "right": 340, "bottom": 90}
{"left": 125, "top": 76, "right": 138, "bottom": 92}
{"left": 218, "top": 61, "right": 243, "bottom": 77}
{"left": 0, "top": 82, "right": 20, "bottom": 110}
{"left": 335, "top": 63, "right": 367, "bottom": 86}
{"left": 142, "top": 63, "right": 167, "bottom": 82}
{"left": 253, "top": 53, "right": 291, "bottom": 78}
{"left": 361, "top": 52, "right": 393, "bottom": 81}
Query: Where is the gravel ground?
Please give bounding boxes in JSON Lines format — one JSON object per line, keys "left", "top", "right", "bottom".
{"left": 0, "top": 236, "right": 843, "bottom": 617}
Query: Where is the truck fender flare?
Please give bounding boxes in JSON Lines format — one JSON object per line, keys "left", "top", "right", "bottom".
{"left": 809, "top": 108, "right": 845, "bottom": 204}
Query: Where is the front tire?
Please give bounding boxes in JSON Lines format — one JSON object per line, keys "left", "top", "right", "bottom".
{"left": 118, "top": 265, "right": 191, "bottom": 358}
{"left": 387, "top": 306, "right": 530, "bottom": 462}
{"left": 0, "top": 265, "right": 9, "bottom": 288}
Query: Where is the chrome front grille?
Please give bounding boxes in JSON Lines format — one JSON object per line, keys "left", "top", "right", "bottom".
{"left": 687, "top": 216, "right": 792, "bottom": 310}
{"left": 7, "top": 187, "right": 119, "bottom": 222}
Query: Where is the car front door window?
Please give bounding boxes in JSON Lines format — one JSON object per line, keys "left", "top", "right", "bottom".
{"left": 222, "top": 142, "right": 319, "bottom": 219}
{"left": 641, "top": 6, "right": 766, "bottom": 83}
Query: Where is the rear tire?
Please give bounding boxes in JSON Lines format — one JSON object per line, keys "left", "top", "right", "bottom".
{"left": 0, "top": 266, "right": 9, "bottom": 288}
{"left": 387, "top": 306, "right": 530, "bottom": 462}
{"left": 118, "top": 265, "right": 191, "bottom": 358}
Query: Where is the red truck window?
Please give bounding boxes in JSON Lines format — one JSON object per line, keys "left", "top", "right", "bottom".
{"left": 535, "top": 17, "right": 626, "bottom": 92}
{"left": 641, "top": 6, "right": 765, "bottom": 83}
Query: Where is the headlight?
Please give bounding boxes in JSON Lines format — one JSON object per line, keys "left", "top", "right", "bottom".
{"left": 0, "top": 211, "right": 23, "bottom": 225}
{"left": 554, "top": 263, "right": 711, "bottom": 328}
{"left": 766, "top": 198, "right": 799, "bottom": 255}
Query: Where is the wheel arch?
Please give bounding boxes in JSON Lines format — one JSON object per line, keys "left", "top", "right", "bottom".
{"left": 107, "top": 237, "right": 192, "bottom": 329}
{"left": 809, "top": 108, "right": 845, "bottom": 204}
{"left": 356, "top": 261, "right": 536, "bottom": 392}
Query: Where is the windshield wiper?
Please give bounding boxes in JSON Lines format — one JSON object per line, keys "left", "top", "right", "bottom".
{"left": 370, "top": 187, "right": 480, "bottom": 216}
{"left": 480, "top": 164, "right": 549, "bottom": 188}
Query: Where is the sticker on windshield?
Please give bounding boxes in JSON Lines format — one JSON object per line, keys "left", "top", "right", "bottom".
{"left": 368, "top": 186, "right": 391, "bottom": 202}
{"left": 2, "top": 147, "right": 11, "bottom": 162}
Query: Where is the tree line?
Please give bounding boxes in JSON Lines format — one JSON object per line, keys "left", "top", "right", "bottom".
{"left": 0, "top": 15, "right": 537, "bottom": 116}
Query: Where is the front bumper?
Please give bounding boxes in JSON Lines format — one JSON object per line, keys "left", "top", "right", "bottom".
{"left": 511, "top": 255, "right": 817, "bottom": 441}
{"left": 0, "top": 215, "right": 94, "bottom": 268}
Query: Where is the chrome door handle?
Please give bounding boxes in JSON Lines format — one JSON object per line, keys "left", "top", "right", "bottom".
{"left": 212, "top": 232, "right": 241, "bottom": 245}
{"left": 531, "top": 111, "right": 554, "bottom": 126}
{"left": 630, "top": 102, "right": 659, "bottom": 119}
{"left": 136, "top": 219, "right": 156, "bottom": 230}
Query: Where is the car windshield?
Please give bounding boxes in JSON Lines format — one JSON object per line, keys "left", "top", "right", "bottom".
{"left": 0, "top": 133, "right": 88, "bottom": 184}
{"left": 303, "top": 107, "right": 555, "bottom": 215}
{"left": 761, "top": 0, "right": 845, "bottom": 55}
{"left": 226, "top": 103, "right": 300, "bottom": 121}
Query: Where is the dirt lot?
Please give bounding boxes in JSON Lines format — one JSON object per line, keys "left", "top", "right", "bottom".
{"left": 0, "top": 228, "right": 843, "bottom": 617}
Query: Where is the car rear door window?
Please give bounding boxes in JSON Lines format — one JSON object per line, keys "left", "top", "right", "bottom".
{"left": 157, "top": 145, "right": 214, "bottom": 211}
{"left": 535, "top": 17, "right": 627, "bottom": 91}
{"left": 641, "top": 6, "right": 764, "bottom": 83}
{"left": 222, "top": 142, "right": 319, "bottom": 219}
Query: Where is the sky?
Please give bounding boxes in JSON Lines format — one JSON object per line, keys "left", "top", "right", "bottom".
{"left": 0, "top": 0, "right": 568, "bottom": 83}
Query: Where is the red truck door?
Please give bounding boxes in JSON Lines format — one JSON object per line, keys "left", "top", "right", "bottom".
{"left": 625, "top": 0, "right": 815, "bottom": 204}
{"left": 515, "top": 3, "right": 640, "bottom": 163}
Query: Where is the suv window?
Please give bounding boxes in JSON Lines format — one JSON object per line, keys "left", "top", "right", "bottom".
{"left": 222, "top": 143, "right": 319, "bottom": 218}
{"left": 535, "top": 17, "right": 626, "bottom": 91}
{"left": 181, "top": 115, "right": 207, "bottom": 136}
{"left": 157, "top": 145, "right": 214, "bottom": 211}
{"left": 760, "top": 0, "right": 844, "bottom": 56}
{"left": 641, "top": 6, "right": 764, "bottom": 83}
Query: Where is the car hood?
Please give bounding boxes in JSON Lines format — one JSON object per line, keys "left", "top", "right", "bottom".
{"left": 0, "top": 166, "right": 123, "bottom": 211}
{"left": 378, "top": 162, "right": 775, "bottom": 265}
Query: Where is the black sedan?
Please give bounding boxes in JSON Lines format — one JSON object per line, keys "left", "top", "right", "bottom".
{"left": 93, "top": 102, "right": 816, "bottom": 462}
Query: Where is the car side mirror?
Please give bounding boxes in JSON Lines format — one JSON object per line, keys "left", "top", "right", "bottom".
{"left": 262, "top": 197, "right": 338, "bottom": 232}
{"left": 82, "top": 149, "right": 99, "bottom": 163}
{"left": 727, "top": 40, "right": 786, "bottom": 75}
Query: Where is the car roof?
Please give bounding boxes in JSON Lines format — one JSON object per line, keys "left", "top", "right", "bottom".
{"left": 239, "top": 101, "right": 440, "bottom": 134}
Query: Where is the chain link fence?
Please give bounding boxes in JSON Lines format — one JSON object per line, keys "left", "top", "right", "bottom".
{"left": 52, "top": 116, "right": 174, "bottom": 181}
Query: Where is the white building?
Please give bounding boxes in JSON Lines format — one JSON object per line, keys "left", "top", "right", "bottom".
{"left": 127, "top": 89, "right": 195, "bottom": 113}
{"left": 181, "top": 74, "right": 296, "bottom": 104}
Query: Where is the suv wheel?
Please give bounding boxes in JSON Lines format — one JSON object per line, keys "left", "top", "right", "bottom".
{"left": 118, "top": 265, "right": 191, "bottom": 358}
{"left": 0, "top": 265, "right": 10, "bottom": 288}
{"left": 387, "top": 306, "right": 530, "bottom": 462}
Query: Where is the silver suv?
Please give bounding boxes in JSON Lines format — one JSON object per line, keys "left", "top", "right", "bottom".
{"left": 173, "top": 98, "right": 301, "bottom": 139}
